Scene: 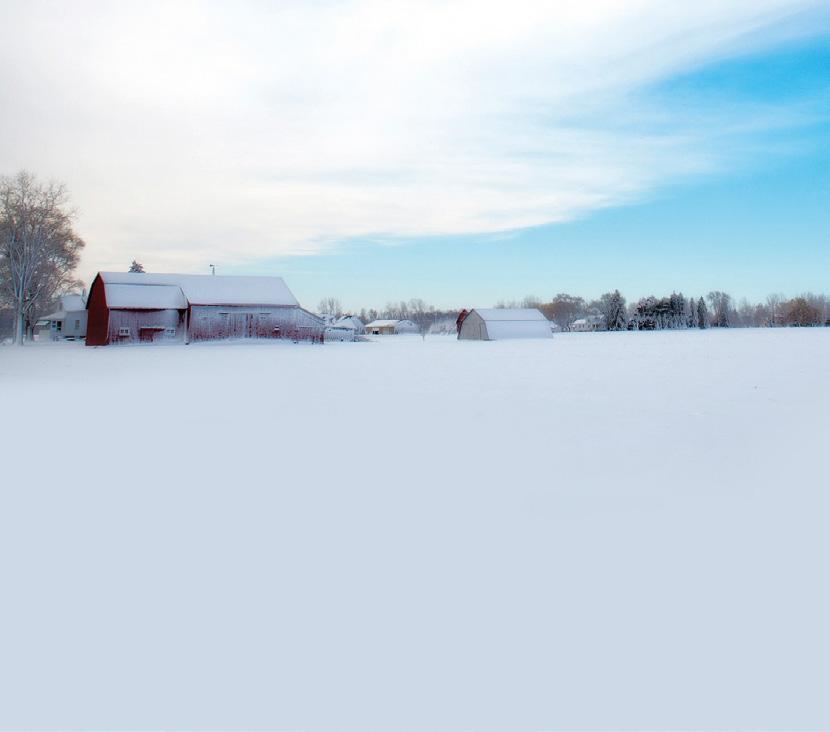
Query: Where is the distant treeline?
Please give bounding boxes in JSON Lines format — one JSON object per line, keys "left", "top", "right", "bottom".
{"left": 315, "top": 291, "right": 830, "bottom": 335}
{"left": 495, "top": 291, "right": 830, "bottom": 332}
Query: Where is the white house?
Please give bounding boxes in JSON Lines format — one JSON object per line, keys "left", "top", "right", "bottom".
{"left": 38, "top": 294, "right": 88, "bottom": 340}
{"left": 571, "top": 315, "right": 605, "bottom": 332}
{"left": 457, "top": 308, "right": 552, "bottom": 340}
{"left": 365, "top": 319, "right": 419, "bottom": 335}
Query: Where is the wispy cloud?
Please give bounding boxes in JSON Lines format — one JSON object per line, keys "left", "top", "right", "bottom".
{"left": 0, "top": 0, "right": 827, "bottom": 277}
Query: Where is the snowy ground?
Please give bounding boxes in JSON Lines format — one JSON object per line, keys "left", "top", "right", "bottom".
{"left": 1, "top": 329, "right": 829, "bottom": 730}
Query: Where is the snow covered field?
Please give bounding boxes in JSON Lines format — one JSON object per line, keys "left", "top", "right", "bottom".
{"left": 1, "top": 329, "right": 828, "bottom": 730}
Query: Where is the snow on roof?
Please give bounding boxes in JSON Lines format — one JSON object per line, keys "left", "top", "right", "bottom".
{"left": 60, "top": 294, "right": 86, "bottom": 311}
{"left": 41, "top": 293, "right": 87, "bottom": 321}
{"left": 105, "top": 283, "right": 188, "bottom": 310}
{"left": 473, "top": 308, "right": 548, "bottom": 322}
{"left": 366, "top": 319, "right": 400, "bottom": 327}
{"left": 335, "top": 315, "right": 363, "bottom": 328}
{"left": 97, "top": 272, "right": 299, "bottom": 307}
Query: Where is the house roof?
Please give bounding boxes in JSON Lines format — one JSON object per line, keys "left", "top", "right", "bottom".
{"left": 335, "top": 315, "right": 363, "bottom": 328}
{"left": 365, "top": 319, "right": 400, "bottom": 328}
{"left": 95, "top": 272, "right": 300, "bottom": 308}
{"left": 41, "top": 293, "right": 87, "bottom": 321}
{"left": 60, "top": 294, "right": 86, "bottom": 311}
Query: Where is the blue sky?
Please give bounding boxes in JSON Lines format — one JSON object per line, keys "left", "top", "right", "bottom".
{"left": 1, "top": 1, "right": 828, "bottom": 310}
{"left": 245, "top": 36, "right": 830, "bottom": 310}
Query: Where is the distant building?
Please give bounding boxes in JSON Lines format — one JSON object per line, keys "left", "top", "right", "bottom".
{"left": 457, "top": 308, "right": 553, "bottom": 340}
{"left": 335, "top": 315, "right": 365, "bottom": 334}
{"left": 365, "top": 318, "right": 419, "bottom": 335}
{"left": 85, "top": 272, "right": 323, "bottom": 345}
{"left": 324, "top": 325, "right": 355, "bottom": 342}
{"left": 37, "top": 294, "right": 88, "bottom": 340}
{"left": 571, "top": 315, "right": 605, "bottom": 332}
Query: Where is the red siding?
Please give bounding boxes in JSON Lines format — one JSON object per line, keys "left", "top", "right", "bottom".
{"left": 85, "top": 274, "right": 110, "bottom": 346}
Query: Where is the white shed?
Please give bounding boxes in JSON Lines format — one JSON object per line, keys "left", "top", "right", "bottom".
{"left": 457, "top": 308, "right": 552, "bottom": 340}
{"left": 324, "top": 325, "right": 355, "bottom": 342}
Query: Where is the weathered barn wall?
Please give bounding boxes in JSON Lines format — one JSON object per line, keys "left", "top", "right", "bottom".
{"left": 458, "top": 311, "right": 487, "bottom": 340}
{"left": 107, "top": 309, "right": 185, "bottom": 344}
{"left": 189, "top": 305, "right": 324, "bottom": 342}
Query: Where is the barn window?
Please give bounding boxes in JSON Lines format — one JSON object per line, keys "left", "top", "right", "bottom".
{"left": 164, "top": 328, "right": 176, "bottom": 337}
{"left": 74, "top": 319, "right": 80, "bottom": 330}
{"left": 118, "top": 327, "right": 130, "bottom": 336}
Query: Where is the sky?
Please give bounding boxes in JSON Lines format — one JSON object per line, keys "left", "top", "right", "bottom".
{"left": 0, "top": 0, "right": 828, "bottom": 310}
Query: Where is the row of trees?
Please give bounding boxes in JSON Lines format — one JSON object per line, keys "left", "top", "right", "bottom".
{"left": 507, "top": 290, "right": 829, "bottom": 331}
{"left": 321, "top": 290, "right": 829, "bottom": 337}
{"left": 0, "top": 172, "right": 85, "bottom": 344}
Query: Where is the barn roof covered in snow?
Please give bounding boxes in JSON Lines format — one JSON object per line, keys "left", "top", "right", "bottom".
{"left": 473, "top": 308, "right": 548, "bottom": 322}
{"left": 105, "top": 283, "right": 188, "bottom": 310}
{"left": 365, "top": 319, "right": 401, "bottom": 328}
{"left": 93, "top": 272, "right": 300, "bottom": 308}
{"left": 460, "top": 308, "right": 552, "bottom": 340}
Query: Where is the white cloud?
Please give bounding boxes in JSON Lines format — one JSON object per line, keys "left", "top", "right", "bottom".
{"left": 0, "top": 0, "right": 825, "bottom": 278}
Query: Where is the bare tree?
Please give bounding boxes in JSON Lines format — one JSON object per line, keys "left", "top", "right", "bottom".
{"left": 786, "top": 297, "right": 821, "bottom": 327}
{"left": 406, "top": 298, "right": 436, "bottom": 339}
{"left": 766, "top": 293, "right": 784, "bottom": 327}
{"left": 318, "top": 297, "right": 342, "bottom": 316}
{"left": 707, "top": 291, "right": 732, "bottom": 328}
{"left": 0, "top": 172, "right": 84, "bottom": 345}
{"left": 541, "top": 294, "right": 586, "bottom": 332}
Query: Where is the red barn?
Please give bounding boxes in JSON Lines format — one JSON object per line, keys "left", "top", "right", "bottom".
{"left": 86, "top": 272, "right": 324, "bottom": 346}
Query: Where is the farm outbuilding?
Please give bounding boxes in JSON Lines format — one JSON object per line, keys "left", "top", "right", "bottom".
{"left": 365, "top": 319, "right": 419, "bottom": 335}
{"left": 85, "top": 272, "right": 324, "bottom": 346}
{"left": 336, "top": 315, "right": 365, "bottom": 334}
{"left": 457, "top": 308, "right": 553, "bottom": 340}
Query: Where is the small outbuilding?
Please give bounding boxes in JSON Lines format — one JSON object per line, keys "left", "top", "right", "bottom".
{"left": 365, "top": 319, "right": 418, "bottom": 335}
{"left": 457, "top": 308, "right": 553, "bottom": 340}
{"left": 38, "top": 294, "right": 88, "bottom": 341}
{"left": 335, "top": 315, "right": 365, "bottom": 334}
{"left": 86, "top": 272, "right": 324, "bottom": 346}
{"left": 324, "top": 325, "right": 355, "bottom": 342}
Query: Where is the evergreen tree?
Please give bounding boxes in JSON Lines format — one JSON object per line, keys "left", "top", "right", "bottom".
{"left": 129, "top": 260, "right": 145, "bottom": 273}
{"left": 598, "top": 290, "right": 628, "bottom": 330}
